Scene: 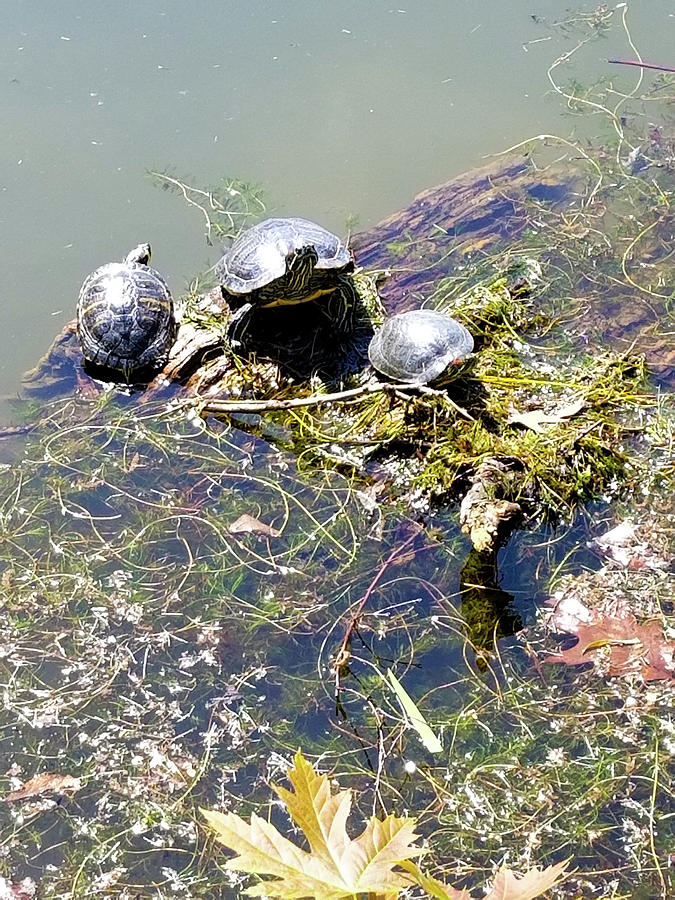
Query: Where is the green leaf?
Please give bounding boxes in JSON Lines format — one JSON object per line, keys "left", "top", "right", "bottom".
{"left": 386, "top": 669, "right": 443, "bottom": 754}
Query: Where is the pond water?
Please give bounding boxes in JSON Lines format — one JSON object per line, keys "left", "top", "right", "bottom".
{"left": 1, "top": 0, "right": 674, "bottom": 393}
{"left": 0, "top": 3, "right": 673, "bottom": 898}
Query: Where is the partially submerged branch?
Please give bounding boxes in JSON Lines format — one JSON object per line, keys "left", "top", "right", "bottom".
{"left": 191, "top": 379, "right": 475, "bottom": 421}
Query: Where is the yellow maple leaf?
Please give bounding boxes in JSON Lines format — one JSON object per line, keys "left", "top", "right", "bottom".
{"left": 202, "top": 750, "right": 422, "bottom": 900}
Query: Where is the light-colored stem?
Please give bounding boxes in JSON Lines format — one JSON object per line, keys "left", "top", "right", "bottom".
{"left": 189, "top": 379, "right": 475, "bottom": 421}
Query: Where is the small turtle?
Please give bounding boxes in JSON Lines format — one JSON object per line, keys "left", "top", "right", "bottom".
{"left": 77, "top": 243, "right": 176, "bottom": 379}
{"left": 217, "top": 217, "right": 354, "bottom": 343}
{"left": 368, "top": 309, "right": 474, "bottom": 384}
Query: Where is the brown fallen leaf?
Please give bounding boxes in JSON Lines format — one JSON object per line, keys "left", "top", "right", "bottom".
{"left": 0, "top": 876, "right": 36, "bottom": 899}
{"left": 545, "top": 608, "right": 675, "bottom": 682}
{"left": 400, "top": 858, "right": 569, "bottom": 900}
{"left": 122, "top": 451, "right": 141, "bottom": 473}
{"left": 507, "top": 396, "right": 585, "bottom": 433}
{"left": 6, "top": 772, "right": 81, "bottom": 802}
{"left": 228, "top": 514, "right": 281, "bottom": 538}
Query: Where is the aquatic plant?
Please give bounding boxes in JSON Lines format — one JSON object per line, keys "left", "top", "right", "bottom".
{"left": 0, "top": 6, "right": 672, "bottom": 900}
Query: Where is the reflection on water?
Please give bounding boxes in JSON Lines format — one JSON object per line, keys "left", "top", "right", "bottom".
{"left": 459, "top": 549, "right": 522, "bottom": 669}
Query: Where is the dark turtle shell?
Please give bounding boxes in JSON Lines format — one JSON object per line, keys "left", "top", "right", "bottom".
{"left": 217, "top": 217, "right": 352, "bottom": 302}
{"left": 77, "top": 247, "right": 176, "bottom": 377}
{"left": 368, "top": 309, "right": 474, "bottom": 384}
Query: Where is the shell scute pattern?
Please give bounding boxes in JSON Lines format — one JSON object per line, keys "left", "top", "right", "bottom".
{"left": 368, "top": 309, "right": 474, "bottom": 384}
{"left": 77, "top": 247, "right": 176, "bottom": 377}
{"left": 218, "top": 217, "right": 352, "bottom": 302}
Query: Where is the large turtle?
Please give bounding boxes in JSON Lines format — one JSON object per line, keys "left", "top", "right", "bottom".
{"left": 77, "top": 243, "right": 176, "bottom": 380}
{"left": 217, "top": 217, "right": 355, "bottom": 344}
{"left": 368, "top": 309, "right": 474, "bottom": 384}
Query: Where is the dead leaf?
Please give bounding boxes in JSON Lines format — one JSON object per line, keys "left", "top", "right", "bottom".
{"left": 552, "top": 396, "right": 586, "bottom": 419}
{"left": 591, "top": 520, "right": 668, "bottom": 570}
{"left": 203, "top": 749, "right": 421, "bottom": 899}
{"left": 0, "top": 876, "right": 36, "bottom": 899}
{"left": 400, "top": 859, "right": 569, "bottom": 900}
{"left": 6, "top": 772, "right": 81, "bottom": 802}
{"left": 228, "top": 514, "right": 281, "bottom": 538}
{"left": 485, "top": 860, "right": 570, "bottom": 900}
{"left": 546, "top": 608, "right": 675, "bottom": 682}
{"left": 354, "top": 483, "right": 386, "bottom": 514}
{"left": 122, "top": 451, "right": 141, "bottom": 473}
{"left": 507, "top": 396, "right": 585, "bottom": 433}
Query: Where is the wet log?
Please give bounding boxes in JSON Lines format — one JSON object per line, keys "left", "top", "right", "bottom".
{"left": 22, "top": 157, "right": 574, "bottom": 399}
{"left": 351, "top": 158, "right": 572, "bottom": 313}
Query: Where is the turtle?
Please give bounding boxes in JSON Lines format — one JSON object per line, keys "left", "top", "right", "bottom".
{"left": 217, "top": 217, "right": 355, "bottom": 345}
{"left": 368, "top": 308, "right": 474, "bottom": 384}
{"left": 77, "top": 243, "right": 176, "bottom": 380}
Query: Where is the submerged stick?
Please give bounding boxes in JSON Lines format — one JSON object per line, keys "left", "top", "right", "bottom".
{"left": 333, "top": 532, "right": 420, "bottom": 693}
{"left": 0, "top": 424, "right": 36, "bottom": 438}
{"left": 608, "top": 58, "right": 675, "bottom": 73}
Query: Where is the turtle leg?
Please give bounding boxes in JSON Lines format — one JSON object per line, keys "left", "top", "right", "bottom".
{"left": 227, "top": 302, "right": 254, "bottom": 350}
{"left": 320, "top": 280, "right": 357, "bottom": 334}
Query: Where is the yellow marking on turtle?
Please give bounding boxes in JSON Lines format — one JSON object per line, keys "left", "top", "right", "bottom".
{"left": 80, "top": 298, "right": 115, "bottom": 317}
{"left": 261, "top": 286, "right": 336, "bottom": 308}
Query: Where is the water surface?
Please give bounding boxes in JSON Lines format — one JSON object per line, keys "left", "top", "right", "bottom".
{"left": 1, "top": 0, "right": 673, "bottom": 390}
{"left": 0, "top": 4, "right": 673, "bottom": 896}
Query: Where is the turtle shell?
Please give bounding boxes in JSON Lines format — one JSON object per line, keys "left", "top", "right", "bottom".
{"left": 77, "top": 257, "right": 176, "bottom": 377}
{"left": 368, "top": 309, "right": 474, "bottom": 384}
{"left": 217, "top": 217, "right": 352, "bottom": 297}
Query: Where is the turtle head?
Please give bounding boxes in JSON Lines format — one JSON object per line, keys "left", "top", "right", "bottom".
{"left": 285, "top": 245, "right": 319, "bottom": 292}
{"left": 125, "top": 243, "right": 152, "bottom": 266}
{"left": 288, "top": 245, "right": 319, "bottom": 270}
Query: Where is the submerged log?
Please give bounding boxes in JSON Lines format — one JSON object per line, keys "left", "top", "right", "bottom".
{"left": 350, "top": 158, "right": 572, "bottom": 312}
{"left": 459, "top": 458, "right": 524, "bottom": 553}
{"left": 22, "top": 157, "right": 574, "bottom": 400}
{"left": 19, "top": 157, "right": 651, "bottom": 553}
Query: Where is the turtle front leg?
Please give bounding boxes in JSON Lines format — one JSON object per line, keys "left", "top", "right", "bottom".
{"left": 320, "top": 280, "right": 357, "bottom": 335}
{"left": 227, "top": 302, "right": 254, "bottom": 350}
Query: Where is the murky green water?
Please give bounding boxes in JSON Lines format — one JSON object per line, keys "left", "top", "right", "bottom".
{"left": 1, "top": 0, "right": 673, "bottom": 392}
{"left": 0, "top": 4, "right": 673, "bottom": 897}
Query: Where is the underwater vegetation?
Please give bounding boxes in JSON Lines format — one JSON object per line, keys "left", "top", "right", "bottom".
{"left": 0, "top": 6, "right": 673, "bottom": 898}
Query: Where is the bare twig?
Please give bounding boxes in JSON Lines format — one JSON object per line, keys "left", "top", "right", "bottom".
{"left": 608, "top": 58, "right": 675, "bottom": 73}
{"left": 0, "top": 424, "right": 35, "bottom": 438}
{"left": 333, "top": 531, "right": 420, "bottom": 694}
{"left": 194, "top": 379, "right": 475, "bottom": 420}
